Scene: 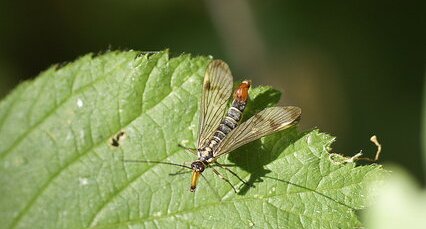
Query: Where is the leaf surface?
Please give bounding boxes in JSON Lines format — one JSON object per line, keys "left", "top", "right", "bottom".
{"left": 0, "top": 51, "right": 384, "bottom": 228}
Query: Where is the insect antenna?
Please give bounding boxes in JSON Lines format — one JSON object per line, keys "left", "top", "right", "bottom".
{"left": 169, "top": 170, "right": 192, "bottom": 176}
{"left": 122, "top": 159, "right": 192, "bottom": 170}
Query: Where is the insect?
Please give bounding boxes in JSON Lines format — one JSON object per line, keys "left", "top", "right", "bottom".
{"left": 185, "top": 60, "right": 301, "bottom": 192}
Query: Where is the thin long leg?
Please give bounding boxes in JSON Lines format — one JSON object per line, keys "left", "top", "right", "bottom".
{"left": 200, "top": 173, "right": 222, "bottom": 201}
{"left": 211, "top": 167, "right": 237, "bottom": 193}
{"left": 213, "top": 163, "right": 236, "bottom": 167}
{"left": 178, "top": 144, "right": 197, "bottom": 155}
{"left": 214, "top": 162, "right": 253, "bottom": 187}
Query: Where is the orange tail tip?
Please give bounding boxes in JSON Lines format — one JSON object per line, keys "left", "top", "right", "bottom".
{"left": 190, "top": 171, "right": 201, "bottom": 192}
{"left": 241, "top": 80, "right": 251, "bottom": 86}
{"left": 234, "top": 80, "right": 251, "bottom": 102}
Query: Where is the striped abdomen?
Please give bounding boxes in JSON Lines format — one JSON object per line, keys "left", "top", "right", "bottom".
{"left": 201, "top": 80, "right": 251, "bottom": 159}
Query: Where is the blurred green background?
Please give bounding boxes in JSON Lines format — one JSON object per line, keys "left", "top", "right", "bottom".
{"left": 0, "top": 0, "right": 424, "bottom": 184}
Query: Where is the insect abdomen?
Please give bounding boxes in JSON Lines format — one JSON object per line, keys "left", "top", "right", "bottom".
{"left": 207, "top": 80, "right": 251, "bottom": 150}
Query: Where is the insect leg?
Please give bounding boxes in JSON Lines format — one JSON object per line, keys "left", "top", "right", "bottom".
{"left": 177, "top": 144, "right": 197, "bottom": 155}
{"left": 212, "top": 163, "right": 236, "bottom": 167}
{"left": 200, "top": 173, "right": 222, "bottom": 201}
{"left": 211, "top": 167, "right": 238, "bottom": 193}
{"left": 214, "top": 162, "right": 253, "bottom": 188}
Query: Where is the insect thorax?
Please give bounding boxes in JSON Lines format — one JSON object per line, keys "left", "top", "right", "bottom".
{"left": 197, "top": 147, "right": 214, "bottom": 163}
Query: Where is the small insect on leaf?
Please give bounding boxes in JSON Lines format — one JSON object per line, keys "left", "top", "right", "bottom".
{"left": 124, "top": 59, "right": 301, "bottom": 192}
{"left": 186, "top": 60, "right": 301, "bottom": 192}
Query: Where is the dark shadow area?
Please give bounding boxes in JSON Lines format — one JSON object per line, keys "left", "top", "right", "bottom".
{"left": 223, "top": 87, "right": 304, "bottom": 195}
{"left": 227, "top": 128, "right": 303, "bottom": 195}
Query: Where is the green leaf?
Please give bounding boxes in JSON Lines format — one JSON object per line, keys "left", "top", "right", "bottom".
{"left": 363, "top": 166, "right": 426, "bottom": 229}
{"left": 0, "top": 51, "right": 384, "bottom": 228}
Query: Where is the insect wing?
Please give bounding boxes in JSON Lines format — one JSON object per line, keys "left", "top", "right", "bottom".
{"left": 197, "top": 60, "right": 233, "bottom": 148}
{"left": 214, "top": 106, "right": 301, "bottom": 157}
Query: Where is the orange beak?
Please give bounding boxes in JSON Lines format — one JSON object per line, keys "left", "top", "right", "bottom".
{"left": 190, "top": 171, "right": 201, "bottom": 192}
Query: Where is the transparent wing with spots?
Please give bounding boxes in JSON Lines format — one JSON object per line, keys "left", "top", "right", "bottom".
{"left": 197, "top": 60, "right": 233, "bottom": 148}
{"left": 214, "top": 106, "right": 301, "bottom": 157}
